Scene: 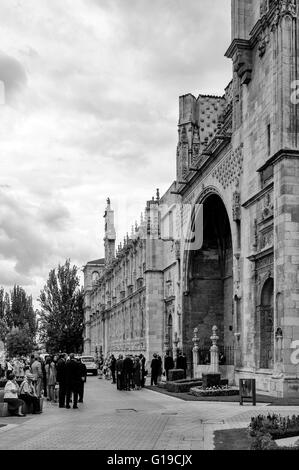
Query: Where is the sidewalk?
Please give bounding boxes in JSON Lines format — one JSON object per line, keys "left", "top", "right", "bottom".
{"left": 0, "top": 377, "right": 298, "bottom": 450}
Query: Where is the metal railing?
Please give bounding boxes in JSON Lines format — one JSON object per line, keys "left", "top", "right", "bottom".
{"left": 196, "top": 346, "right": 235, "bottom": 366}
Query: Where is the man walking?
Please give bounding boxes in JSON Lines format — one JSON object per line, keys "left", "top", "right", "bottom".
{"left": 65, "top": 354, "right": 81, "bottom": 409}
{"left": 164, "top": 351, "right": 174, "bottom": 381}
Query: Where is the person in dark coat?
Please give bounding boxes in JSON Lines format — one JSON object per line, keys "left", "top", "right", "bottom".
{"left": 139, "top": 354, "right": 146, "bottom": 387}
{"left": 56, "top": 354, "right": 67, "bottom": 408}
{"left": 65, "top": 354, "right": 81, "bottom": 409}
{"left": 133, "top": 357, "right": 142, "bottom": 390}
{"left": 122, "top": 355, "right": 133, "bottom": 391}
{"left": 41, "top": 359, "right": 47, "bottom": 398}
{"left": 116, "top": 355, "right": 124, "bottom": 390}
{"left": 150, "top": 354, "right": 160, "bottom": 386}
{"left": 77, "top": 358, "right": 87, "bottom": 403}
{"left": 109, "top": 355, "right": 116, "bottom": 384}
{"left": 176, "top": 352, "right": 187, "bottom": 378}
{"left": 164, "top": 351, "right": 174, "bottom": 381}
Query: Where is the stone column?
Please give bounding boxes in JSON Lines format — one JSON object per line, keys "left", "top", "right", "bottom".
{"left": 209, "top": 325, "right": 220, "bottom": 374}
{"left": 192, "top": 328, "right": 200, "bottom": 379}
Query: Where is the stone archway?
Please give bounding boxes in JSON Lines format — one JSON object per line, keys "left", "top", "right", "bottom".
{"left": 259, "top": 277, "right": 274, "bottom": 369}
{"left": 167, "top": 314, "right": 173, "bottom": 355}
{"left": 183, "top": 192, "right": 234, "bottom": 357}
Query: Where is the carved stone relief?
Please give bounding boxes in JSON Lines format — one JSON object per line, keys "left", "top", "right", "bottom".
{"left": 212, "top": 144, "right": 244, "bottom": 189}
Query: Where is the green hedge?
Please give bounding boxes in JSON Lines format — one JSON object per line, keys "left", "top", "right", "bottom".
{"left": 249, "top": 414, "right": 299, "bottom": 450}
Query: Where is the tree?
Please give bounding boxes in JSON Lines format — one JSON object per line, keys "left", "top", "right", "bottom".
{"left": 6, "top": 286, "right": 37, "bottom": 340}
{"left": 0, "top": 288, "right": 10, "bottom": 342}
{"left": 38, "top": 259, "right": 84, "bottom": 354}
{"left": 6, "top": 327, "right": 34, "bottom": 357}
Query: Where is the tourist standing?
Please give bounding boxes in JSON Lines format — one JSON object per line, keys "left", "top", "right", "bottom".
{"left": 65, "top": 353, "right": 81, "bottom": 409}
{"left": 177, "top": 352, "right": 187, "bottom": 379}
{"left": 157, "top": 355, "right": 162, "bottom": 383}
{"left": 164, "top": 351, "right": 174, "bottom": 381}
{"left": 45, "top": 356, "right": 57, "bottom": 402}
{"left": 123, "top": 355, "right": 133, "bottom": 391}
{"left": 133, "top": 357, "right": 142, "bottom": 390}
{"left": 116, "top": 355, "right": 124, "bottom": 390}
{"left": 77, "top": 357, "right": 87, "bottom": 403}
{"left": 31, "top": 354, "right": 43, "bottom": 397}
{"left": 139, "top": 354, "right": 146, "bottom": 387}
{"left": 109, "top": 354, "right": 116, "bottom": 384}
{"left": 150, "top": 354, "right": 160, "bottom": 386}
{"left": 56, "top": 354, "right": 67, "bottom": 408}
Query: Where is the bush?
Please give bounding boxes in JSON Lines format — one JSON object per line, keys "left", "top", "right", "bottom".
{"left": 249, "top": 414, "right": 299, "bottom": 450}
{"left": 190, "top": 385, "right": 239, "bottom": 397}
{"left": 249, "top": 414, "right": 299, "bottom": 439}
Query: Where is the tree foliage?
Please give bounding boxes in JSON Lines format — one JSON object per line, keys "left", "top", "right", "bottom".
{"left": 0, "top": 286, "right": 37, "bottom": 345}
{"left": 0, "top": 288, "right": 10, "bottom": 341}
{"left": 6, "top": 327, "right": 35, "bottom": 357}
{"left": 38, "top": 259, "right": 84, "bottom": 354}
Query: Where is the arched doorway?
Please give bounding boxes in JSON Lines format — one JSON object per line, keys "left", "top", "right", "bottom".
{"left": 259, "top": 277, "right": 274, "bottom": 369}
{"left": 167, "top": 314, "right": 173, "bottom": 355}
{"left": 183, "top": 193, "right": 234, "bottom": 356}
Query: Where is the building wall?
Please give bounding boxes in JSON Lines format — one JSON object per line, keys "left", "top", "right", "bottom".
{"left": 84, "top": 1, "right": 299, "bottom": 396}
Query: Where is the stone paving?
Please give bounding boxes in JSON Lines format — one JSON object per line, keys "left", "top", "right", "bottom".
{"left": 0, "top": 376, "right": 299, "bottom": 450}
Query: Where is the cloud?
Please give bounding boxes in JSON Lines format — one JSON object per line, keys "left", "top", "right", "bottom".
{"left": 0, "top": 0, "right": 232, "bottom": 306}
{"left": 0, "top": 51, "right": 27, "bottom": 104}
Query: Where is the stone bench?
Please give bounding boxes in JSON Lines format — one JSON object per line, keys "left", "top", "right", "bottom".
{"left": 0, "top": 388, "right": 43, "bottom": 416}
{"left": 0, "top": 389, "right": 9, "bottom": 417}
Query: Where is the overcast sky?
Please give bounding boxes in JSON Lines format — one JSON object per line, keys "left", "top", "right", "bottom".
{"left": 0, "top": 0, "right": 232, "bottom": 306}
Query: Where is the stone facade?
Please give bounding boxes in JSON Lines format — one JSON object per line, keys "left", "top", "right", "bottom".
{"left": 84, "top": 0, "right": 299, "bottom": 396}
{"left": 83, "top": 189, "right": 180, "bottom": 365}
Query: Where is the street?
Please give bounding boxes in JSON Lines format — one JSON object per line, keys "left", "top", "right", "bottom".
{"left": 1, "top": 376, "right": 299, "bottom": 450}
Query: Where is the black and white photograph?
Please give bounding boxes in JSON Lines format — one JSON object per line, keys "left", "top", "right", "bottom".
{"left": 1, "top": 0, "right": 299, "bottom": 458}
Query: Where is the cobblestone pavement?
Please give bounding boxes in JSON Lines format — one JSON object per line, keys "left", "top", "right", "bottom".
{"left": 0, "top": 377, "right": 299, "bottom": 450}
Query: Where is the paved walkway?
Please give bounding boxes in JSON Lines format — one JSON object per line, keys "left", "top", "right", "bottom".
{"left": 0, "top": 377, "right": 299, "bottom": 450}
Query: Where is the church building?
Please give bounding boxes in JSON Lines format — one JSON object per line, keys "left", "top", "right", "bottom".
{"left": 84, "top": 0, "right": 299, "bottom": 397}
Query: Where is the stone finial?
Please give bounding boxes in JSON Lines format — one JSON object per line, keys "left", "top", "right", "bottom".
{"left": 210, "top": 325, "right": 219, "bottom": 344}
{"left": 156, "top": 188, "right": 160, "bottom": 201}
{"left": 209, "top": 325, "right": 219, "bottom": 374}
{"left": 192, "top": 328, "right": 200, "bottom": 352}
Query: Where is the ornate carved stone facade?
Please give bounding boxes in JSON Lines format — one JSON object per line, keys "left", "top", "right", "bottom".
{"left": 84, "top": 0, "right": 299, "bottom": 396}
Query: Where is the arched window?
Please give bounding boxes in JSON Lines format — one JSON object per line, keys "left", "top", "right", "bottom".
{"left": 92, "top": 271, "right": 99, "bottom": 285}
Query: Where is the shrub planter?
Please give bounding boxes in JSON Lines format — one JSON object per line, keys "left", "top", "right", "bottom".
{"left": 168, "top": 369, "right": 185, "bottom": 382}
{"left": 190, "top": 385, "right": 239, "bottom": 397}
{"left": 202, "top": 373, "right": 221, "bottom": 388}
{"left": 165, "top": 379, "right": 203, "bottom": 393}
